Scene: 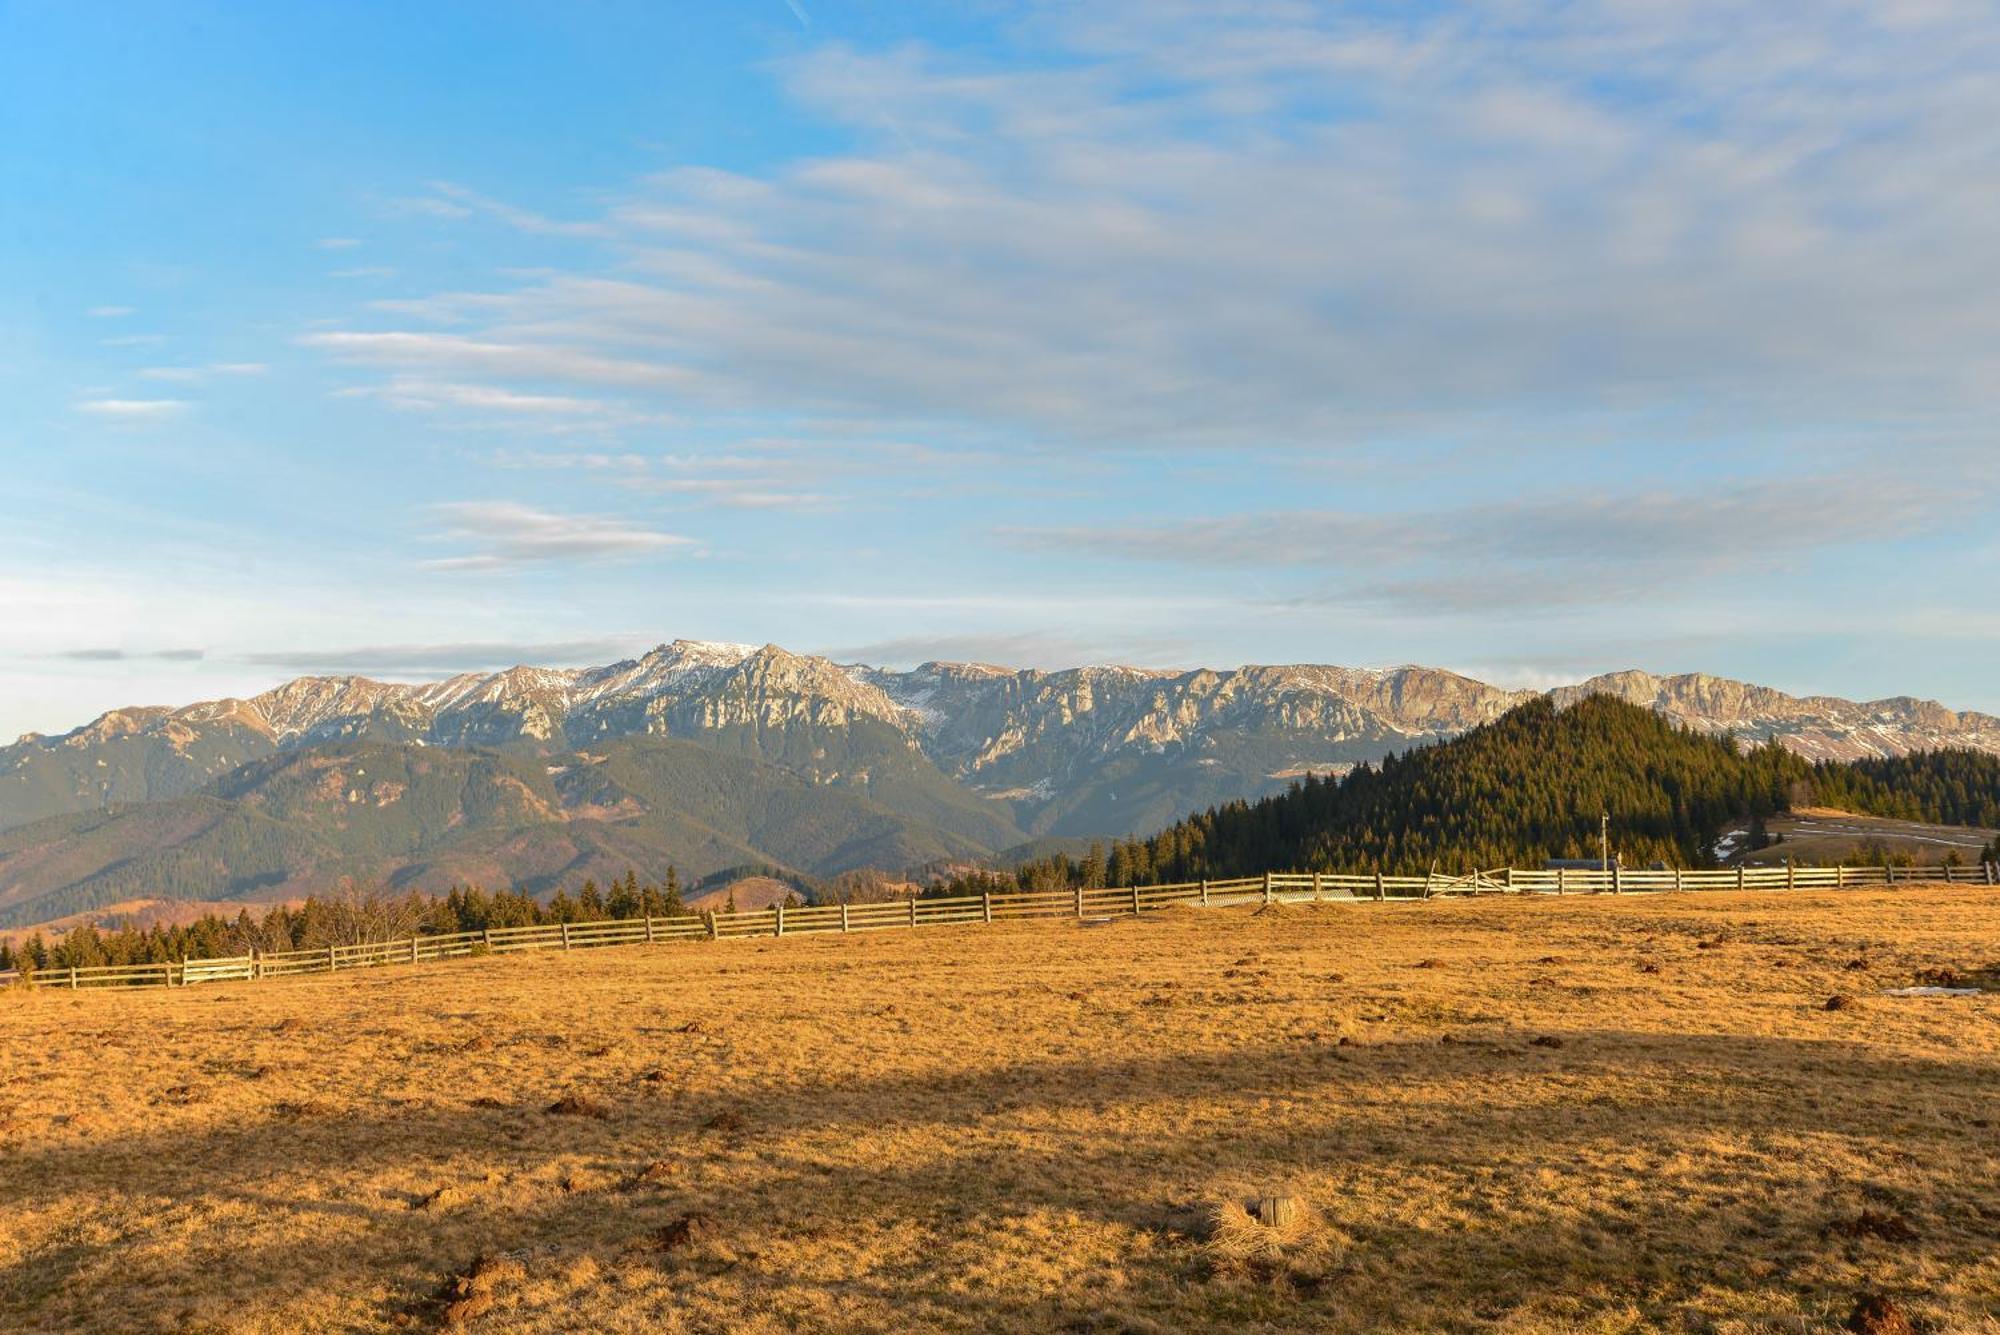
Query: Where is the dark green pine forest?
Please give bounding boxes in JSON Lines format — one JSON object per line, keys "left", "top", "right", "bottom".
{"left": 986, "top": 696, "right": 2000, "bottom": 887}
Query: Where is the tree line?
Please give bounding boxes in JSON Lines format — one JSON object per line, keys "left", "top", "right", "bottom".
{"left": 1, "top": 869, "right": 693, "bottom": 975}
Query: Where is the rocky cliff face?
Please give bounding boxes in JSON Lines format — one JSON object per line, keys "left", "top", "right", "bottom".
{"left": 4, "top": 643, "right": 1996, "bottom": 838}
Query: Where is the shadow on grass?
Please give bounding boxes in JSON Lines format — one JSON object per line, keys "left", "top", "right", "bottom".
{"left": 3, "top": 1027, "right": 1996, "bottom": 1331}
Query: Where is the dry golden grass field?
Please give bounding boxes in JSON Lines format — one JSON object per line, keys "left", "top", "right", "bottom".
{"left": 3, "top": 888, "right": 1998, "bottom": 1334}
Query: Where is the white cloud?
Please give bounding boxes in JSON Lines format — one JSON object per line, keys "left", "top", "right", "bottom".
{"left": 239, "top": 637, "right": 643, "bottom": 673}
{"left": 315, "top": 237, "right": 363, "bottom": 249}
{"left": 86, "top": 305, "right": 135, "bottom": 319}
{"left": 74, "top": 398, "right": 189, "bottom": 419}
{"left": 301, "top": 330, "right": 704, "bottom": 391}
{"left": 420, "top": 501, "right": 696, "bottom": 571}
{"left": 1018, "top": 472, "right": 1974, "bottom": 614}
{"left": 138, "top": 363, "right": 267, "bottom": 383}
{"left": 296, "top": 1, "right": 2000, "bottom": 459}
{"left": 345, "top": 377, "right": 623, "bottom": 416}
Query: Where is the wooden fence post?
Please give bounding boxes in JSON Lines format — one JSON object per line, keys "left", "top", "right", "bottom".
{"left": 1987, "top": 861, "right": 1997, "bottom": 886}
{"left": 644, "top": 915, "right": 655, "bottom": 944}
{"left": 706, "top": 911, "right": 718, "bottom": 940}
{"left": 69, "top": 965, "right": 78, "bottom": 990}
{"left": 327, "top": 945, "right": 336, "bottom": 973}
{"left": 775, "top": 903, "right": 785, "bottom": 938}
{"left": 1200, "top": 878, "right": 1209, "bottom": 906}
{"left": 560, "top": 922, "right": 572, "bottom": 950}
{"left": 1673, "top": 867, "right": 1683, "bottom": 892}
{"left": 1736, "top": 865, "right": 1745, "bottom": 891}
{"left": 251, "top": 948, "right": 261, "bottom": 981}
{"left": 1313, "top": 871, "right": 1323, "bottom": 902}
{"left": 1374, "top": 871, "right": 1385, "bottom": 901}
{"left": 982, "top": 891, "right": 992, "bottom": 924}
{"left": 410, "top": 935, "right": 420, "bottom": 965}
{"left": 1611, "top": 863, "right": 1621, "bottom": 895}
{"left": 483, "top": 927, "right": 493, "bottom": 951}
{"left": 909, "top": 896, "right": 918, "bottom": 929}
{"left": 1836, "top": 865, "right": 1846, "bottom": 889}
{"left": 840, "top": 903, "right": 850, "bottom": 933}
{"left": 1131, "top": 883, "right": 1141, "bottom": 915}
{"left": 1075, "top": 885, "right": 1084, "bottom": 918}
{"left": 1556, "top": 866, "right": 1565, "bottom": 895}
{"left": 1785, "top": 860, "right": 1795, "bottom": 892}
{"left": 1263, "top": 871, "right": 1274, "bottom": 906}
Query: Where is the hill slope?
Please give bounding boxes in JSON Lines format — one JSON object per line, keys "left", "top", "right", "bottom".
{"left": 1106, "top": 696, "right": 2000, "bottom": 881}
{"left": 0, "top": 737, "right": 1022, "bottom": 928}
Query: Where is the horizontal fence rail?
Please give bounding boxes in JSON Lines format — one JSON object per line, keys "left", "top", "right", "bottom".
{"left": 5, "top": 859, "right": 1994, "bottom": 993}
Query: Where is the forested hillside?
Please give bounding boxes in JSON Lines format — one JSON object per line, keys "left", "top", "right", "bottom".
{"left": 978, "top": 696, "right": 2000, "bottom": 887}
{"left": 1808, "top": 750, "right": 2000, "bottom": 828}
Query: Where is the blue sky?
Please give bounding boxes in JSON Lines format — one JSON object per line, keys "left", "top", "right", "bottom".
{"left": 3, "top": 0, "right": 1998, "bottom": 740}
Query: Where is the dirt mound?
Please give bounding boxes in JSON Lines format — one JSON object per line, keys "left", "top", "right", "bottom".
{"left": 546, "top": 1093, "right": 609, "bottom": 1119}
{"left": 1825, "top": 994, "right": 1859, "bottom": 1011}
{"left": 652, "top": 1212, "right": 718, "bottom": 1252}
{"left": 437, "top": 1253, "right": 528, "bottom": 1326}
{"left": 1845, "top": 1292, "right": 1916, "bottom": 1335}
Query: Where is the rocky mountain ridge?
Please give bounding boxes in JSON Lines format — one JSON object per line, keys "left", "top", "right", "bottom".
{"left": 6, "top": 642, "right": 1996, "bottom": 843}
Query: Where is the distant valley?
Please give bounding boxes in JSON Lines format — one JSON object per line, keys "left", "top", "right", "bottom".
{"left": 3, "top": 640, "right": 1997, "bottom": 926}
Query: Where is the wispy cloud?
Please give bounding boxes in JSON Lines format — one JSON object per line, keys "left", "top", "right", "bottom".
{"left": 45, "top": 647, "right": 204, "bottom": 662}
{"left": 239, "top": 637, "right": 642, "bottom": 674}
{"left": 344, "top": 377, "right": 627, "bottom": 417}
{"left": 314, "top": 237, "right": 363, "bottom": 250}
{"left": 86, "top": 305, "right": 134, "bottom": 319}
{"left": 74, "top": 398, "right": 189, "bottom": 420}
{"left": 1015, "top": 473, "right": 1971, "bottom": 614}
{"left": 301, "top": 330, "right": 703, "bottom": 391}
{"left": 823, "top": 630, "right": 1189, "bottom": 669}
{"left": 138, "top": 363, "right": 266, "bottom": 383}
{"left": 296, "top": 1, "right": 2000, "bottom": 457}
{"left": 420, "top": 501, "right": 696, "bottom": 571}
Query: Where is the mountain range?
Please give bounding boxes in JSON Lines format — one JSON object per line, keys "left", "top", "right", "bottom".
{"left": 3, "top": 640, "right": 1996, "bottom": 926}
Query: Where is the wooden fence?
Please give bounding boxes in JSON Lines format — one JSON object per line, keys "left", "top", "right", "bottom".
{"left": 4, "top": 860, "right": 1995, "bottom": 993}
